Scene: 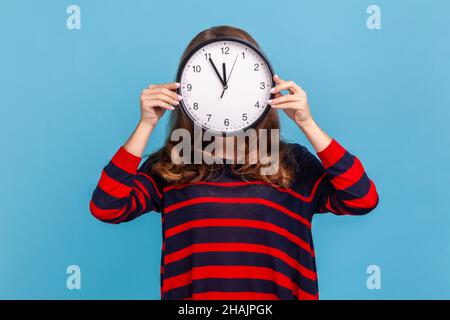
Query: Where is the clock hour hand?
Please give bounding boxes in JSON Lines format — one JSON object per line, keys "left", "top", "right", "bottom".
{"left": 208, "top": 58, "right": 226, "bottom": 87}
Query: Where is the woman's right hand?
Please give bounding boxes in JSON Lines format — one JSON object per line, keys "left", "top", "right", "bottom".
{"left": 139, "top": 82, "right": 182, "bottom": 127}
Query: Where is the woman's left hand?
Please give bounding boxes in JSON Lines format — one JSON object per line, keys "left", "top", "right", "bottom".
{"left": 268, "top": 75, "right": 313, "bottom": 127}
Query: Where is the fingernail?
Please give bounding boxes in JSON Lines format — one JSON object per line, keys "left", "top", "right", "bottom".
{"left": 170, "top": 106, "right": 175, "bottom": 110}
{"left": 274, "top": 74, "right": 279, "bottom": 79}
{"left": 268, "top": 99, "right": 273, "bottom": 104}
{"left": 270, "top": 87, "right": 276, "bottom": 93}
{"left": 175, "top": 82, "right": 181, "bottom": 88}
{"left": 173, "top": 100, "right": 180, "bottom": 105}
{"left": 177, "top": 94, "right": 183, "bottom": 100}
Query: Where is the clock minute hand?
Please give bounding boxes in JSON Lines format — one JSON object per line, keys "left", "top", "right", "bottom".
{"left": 220, "top": 63, "right": 228, "bottom": 99}
{"left": 221, "top": 54, "right": 238, "bottom": 99}
{"left": 222, "top": 62, "right": 227, "bottom": 84}
{"left": 209, "top": 58, "right": 226, "bottom": 87}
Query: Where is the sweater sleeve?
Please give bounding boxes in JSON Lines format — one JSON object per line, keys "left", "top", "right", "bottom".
{"left": 89, "top": 146, "right": 163, "bottom": 224}
{"left": 292, "top": 139, "right": 379, "bottom": 215}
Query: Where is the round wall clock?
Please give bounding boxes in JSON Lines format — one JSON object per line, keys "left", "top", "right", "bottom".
{"left": 176, "top": 37, "right": 275, "bottom": 135}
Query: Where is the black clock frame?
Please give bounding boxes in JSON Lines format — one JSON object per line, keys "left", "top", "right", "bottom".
{"left": 175, "top": 37, "right": 276, "bottom": 136}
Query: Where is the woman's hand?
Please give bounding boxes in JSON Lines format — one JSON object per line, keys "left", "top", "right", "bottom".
{"left": 139, "top": 82, "right": 182, "bottom": 127}
{"left": 123, "top": 82, "right": 182, "bottom": 157}
{"left": 268, "top": 75, "right": 313, "bottom": 127}
{"left": 268, "top": 75, "right": 332, "bottom": 152}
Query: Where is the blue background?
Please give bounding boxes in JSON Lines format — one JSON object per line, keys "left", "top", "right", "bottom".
{"left": 1, "top": 0, "right": 449, "bottom": 299}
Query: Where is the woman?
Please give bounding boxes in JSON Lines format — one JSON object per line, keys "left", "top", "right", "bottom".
{"left": 89, "top": 26, "right": 379, "bottom": 300}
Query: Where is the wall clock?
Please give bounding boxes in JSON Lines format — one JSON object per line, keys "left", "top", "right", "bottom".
{"left": 176, "top": 37, "right": 275, "bottom": 135}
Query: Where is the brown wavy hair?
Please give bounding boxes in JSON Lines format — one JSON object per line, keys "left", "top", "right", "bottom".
{"left": 145, "top": 25, "right": 295, "bottom": 188}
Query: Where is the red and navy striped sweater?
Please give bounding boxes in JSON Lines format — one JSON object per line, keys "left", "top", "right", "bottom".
{"left": 89, "top": 139, "right": 379, "bottom": 300}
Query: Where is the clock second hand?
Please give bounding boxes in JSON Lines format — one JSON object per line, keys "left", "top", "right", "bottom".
{"left": 221, "top": 54, "right": 238, "bottom": 99}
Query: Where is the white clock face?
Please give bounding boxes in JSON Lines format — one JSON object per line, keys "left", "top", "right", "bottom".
{"left": 178, "top": 39, "right": 273, "bottom": 134}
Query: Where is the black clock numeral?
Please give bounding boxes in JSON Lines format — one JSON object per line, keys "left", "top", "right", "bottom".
{"left": 259, "top": 82, "right": 266, "bottom": 89}
{"left": 221, "top": 47, "right": 230, "bottom": 55}
{"left": 255, "top": 101, "right": 260, "bottom": 108}
{"left": 193, "top": 102, "right": 199, "bottom": 110}
{"left": 241, "top": 52, "right": 245, "bottom": 59}
{"left": 254, "top": 63, "right": 260, "bottom": 71}
{"left": 224, "top": 118, "right": 229, "bottom": 126}
{"left": 204, "top": 53, "right": 211, "bottom": 60}
{"left": 206, "top": 114, "right": 212, "bottom": 121}
{"left": 192, "top": 65, "right": 201, "bottom": 73}
{"left": 187, "top": 84, "right": 192, "bottom": 91}
{"left": 242, "top": 113, "right": 248, "bottom": 121}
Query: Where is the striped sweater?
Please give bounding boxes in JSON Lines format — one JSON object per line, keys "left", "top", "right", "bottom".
{"left": 89, "top": 139, "right": 379, "bottom": 300}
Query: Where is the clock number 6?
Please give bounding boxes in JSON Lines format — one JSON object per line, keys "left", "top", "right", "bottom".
{"left": 224, "top": 119, "right": 229, "bottom": 126}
